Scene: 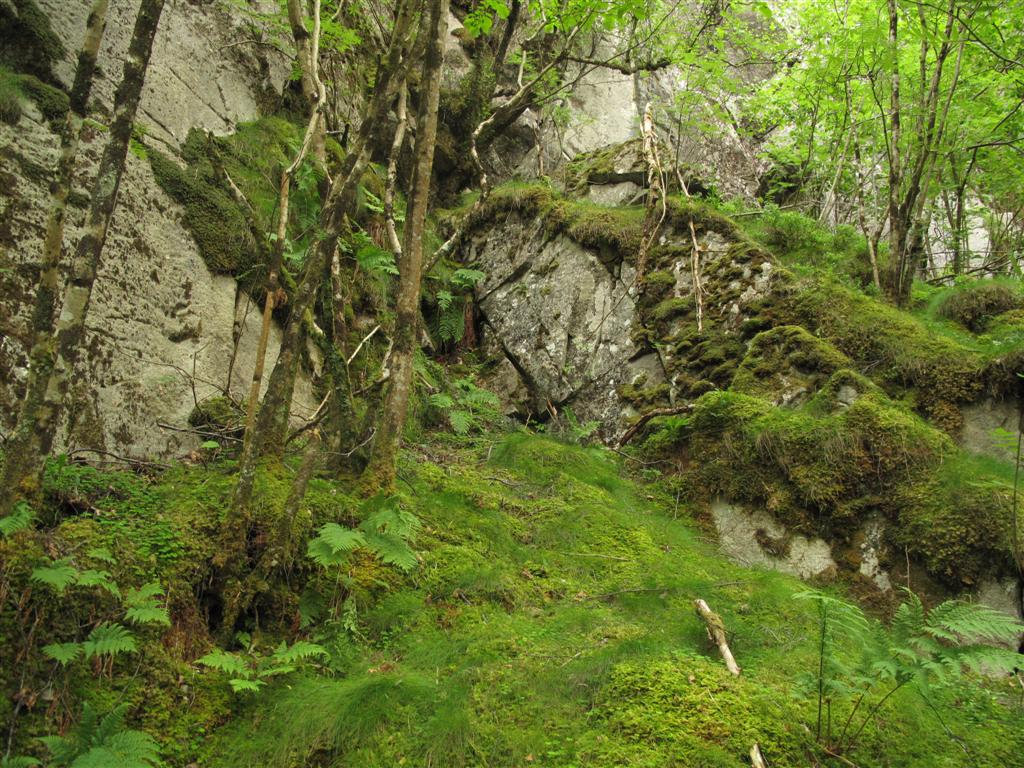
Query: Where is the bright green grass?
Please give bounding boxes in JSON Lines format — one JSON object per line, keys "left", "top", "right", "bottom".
{"left": 204, "top": 434, "right": 1024, "bottom": 768}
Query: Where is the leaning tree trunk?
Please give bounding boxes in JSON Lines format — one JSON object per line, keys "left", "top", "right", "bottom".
{"left": 0, "top": 0, "right": 161, "bottom": 516}
{"left": 362, "top": 0, "right": 449, "bottom": 491}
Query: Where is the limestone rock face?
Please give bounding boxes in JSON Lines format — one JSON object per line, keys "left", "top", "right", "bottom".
{"left": 41, "top": 0, "right": 290, "bottom": 147}
{"left": 471, "top": 221, "right": 646, "bottom": 430}
{"left": 0, "top": 2, "right": 317, "bottom": 460}
{"left": 465, "top": 189, "right": 779, "bottom": 435}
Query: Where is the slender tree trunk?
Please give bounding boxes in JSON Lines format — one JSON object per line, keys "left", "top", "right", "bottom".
{"left": 233, "top": 0, "right": 326, "bottom": 519}
{"left": 286, "top": 0, "right": 327, "bottom": 167}
{"left": 362, "top": 0, "right": 449, "bottom": 491}
{"left": 0, "top": 0, "right": 160, "bottom": 516}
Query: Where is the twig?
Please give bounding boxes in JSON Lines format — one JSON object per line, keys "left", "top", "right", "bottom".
{"left": 557, "top": 551, "right": 633, "bottom": 562}
{"left": 617, "top": 405, "right": 695, "bottom": 447}
{"left": 695, "top": 598, "right": 740, "bottom": 675}
{"left": 347, "top": 324, "right": 381, "bottom": 365}
{"left": 66, "top": 448, "right": 170, "bottom": 470}
{"left": 156, "top": 421, "right": 242, "bottom": 443}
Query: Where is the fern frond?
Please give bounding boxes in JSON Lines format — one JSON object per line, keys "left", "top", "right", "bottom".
{"left": 307, "top": 524, "right": 366, "bottom": 568}
{"left": 82, "top": 623, "right": 137, "bottom": 659}
{"left": 86, "top": 547, "right": 116, "bottom": 564}
{"left": 31, "top": 560, "right": 80, "bottom": 594}
{"left": 124, "top": 582, "right": 170, "bottom": 626}
{"left": 197, "top": 649, "right": 250, "bottom": 678}
{"left": 43, "top": 642, "right": 83, "bottom": 666}
{"left": 363, "top": 532, "right": 418, "bottom": 572}
{"left": 428, "top": 393, "right": 455, "bottom": 410}
{"left": 926, "top": 600, "right": 1023, "bottom": 645}
{"left": 451, "top": 268, "right": 485, "bottom": 289}
{"left": 0, "top": 502, "right": 35, "bottom": 537}
{"left": 76, "top": 569, "right": 121, "bottom": 598}
{"left": 271, "top": 640, "right": 328, "bottom": 665}
{"left": 0, "top": 756, "right": 41, "bottom": 767}
{"left": 448, "top": 409, "right": 474, "bottom": 435}
{"left": 229, "top": 678, "right": 265, "bottom": 694}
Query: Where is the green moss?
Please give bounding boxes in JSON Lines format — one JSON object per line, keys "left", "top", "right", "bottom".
{"left": 0, "top": 0, "right": 65, "bottom": 80}
{"left": 0, "top": 66, "right": 24, "bottom": 124}
{"left": 731, "top": 325, "right": 850, "bottom": 401}
{"left": 788, "top": 278, "right": 993, "bottom": 430}
{"left": 463, "top": 183, "right": 644, "bottom": 260}
{"left": 932, "top": 279, "right": 1023, "bottom": 332}
{"left": 16, "top": 72, "right": 68, "bottom": 129}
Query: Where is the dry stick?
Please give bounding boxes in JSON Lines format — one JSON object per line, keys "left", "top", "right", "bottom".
{"left": 638, "top": 101, "right": 668, "bottom": 282}
{"left": 617, "top": 404, "right": 693, "bottom": 448}
{"left": 679, "top": 177, "right": 705, "bottom": 332}
{"left": 384, "top": 82, "right": 408, "bottom": 257}
{"left": 750, "top": 744, "right": 768, "bottom": 768}
{"left": 694, "top": 598, "right": 741, "bottom": 676}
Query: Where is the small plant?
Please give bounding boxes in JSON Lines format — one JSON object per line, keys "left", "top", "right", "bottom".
{"left": 0, "top": 501, "right": 36, "bottom": 537}
{"left": 796, "top": 589, "right": 1022, "bottom": 756}
{"left": 32, "top": 556, "right": 169, "bottom": 674}
{"left": 197, "top": 636, "right": 328, "bottom": 693}
{"left": 427, "top": 377, "right": 501, "bottom": 436}
{"left": 40, "top": 702, "right": 161, "bottom": 767}
{"left": 306, "top": 495, "right": 420, "bottom": 623}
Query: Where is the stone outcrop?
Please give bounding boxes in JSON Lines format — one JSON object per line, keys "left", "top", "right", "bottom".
{"left": 0, "top": 0, "right": 318, "bottom": 460}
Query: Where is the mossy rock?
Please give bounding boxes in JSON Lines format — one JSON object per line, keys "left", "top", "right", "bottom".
{"left": 731, "top": 325, "right": 850, "bottom": 403}
{"left": 935, "top": 280, "right": 1023, "bottom": 332}
{"left": 0, "top": 0, "right": 65, "bottom": 81}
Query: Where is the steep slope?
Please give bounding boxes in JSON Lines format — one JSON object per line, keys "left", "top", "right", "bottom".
{"left": 2, "top": 434, "right": 1021, "bottom": 766}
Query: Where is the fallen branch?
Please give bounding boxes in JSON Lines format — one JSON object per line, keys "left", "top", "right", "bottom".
{"left": 695, "top": 598, "right": 740, "bottom": 676}
{"left": 750, "top": 743, "right": 768, "bottom": 768}
{"left": 617, "top": 405, "right": 694, "bottom": 448}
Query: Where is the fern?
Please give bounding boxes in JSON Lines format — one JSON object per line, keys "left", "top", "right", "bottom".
{"left": 43, "top": 642, "right": 83, "bottom": 666}
{"left": 448, "top": 409, "right": 473, "bottom": 436}
{"left": 197, "top": 649, "right": 250, "bottom": 677}
{"left": 228, "top": 678, "right": 264, "bottom": 694}
{"left": 123, "top": 582, "right": 170, "bottom": 627}
{"left": 31, "top": 559, "right": 80, "bottom": 594}
{"left": 81, "top": 623, "right": 137, "bottom": 660}
{"left": 76, "top": 569, "right": 121, "bottom": 598}
{"left": 0, "top": 501, "right": 34, "bottom": 537}
{"left": 86, "top": 547, "right": 116, "bottom": 564}
{"left": 270, "top": 640, "right": 328, "bottom": 665}
{"left": 307, "top": 524, "right": 367, "bottom": 568}
{"left": 451, "top": 268, "right": 485, "bottom": 289}
{"left": 0, "top": 757, "right": 40, "bottom": 768}
{"left": 40, "top": 703, "right": 160, "bottom": 767}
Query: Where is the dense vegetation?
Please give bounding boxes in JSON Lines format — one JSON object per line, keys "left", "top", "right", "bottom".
{"left": 2, "top": 0, "right": 1024, "bottom": 765}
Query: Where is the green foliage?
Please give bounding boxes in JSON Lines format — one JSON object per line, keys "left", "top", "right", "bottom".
{"left": 40, "top": 703, "right": 160, "bottom": 768}
{"left": 427, "top": 377, "right": 501, "bottom": 436}
{"left": 31, "top": 559, "right": 81, "bottom": 594}
{"left": 0, "top": 500, "right": 34, "bottom": 536}
{"left": 197, "top": 638, "right": 328, "bottom": 694}
{"left": 795, "top": 589, "right": 1023, "bottom": 753}
{"left": 123, "top": 582, "right": 171, "bottom": 627}
{"left": 0, "top": 66, "right": 24, "bottom": 124}
{"left": 81, "top": 623, "right": 137, "bottom": 660}
{"left": 308, "top": 495, "right": 419, "bottom": 574}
